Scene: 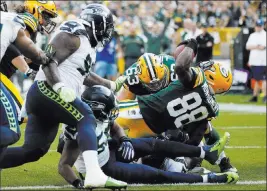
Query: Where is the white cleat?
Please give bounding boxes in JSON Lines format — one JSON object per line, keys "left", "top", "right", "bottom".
{"left": 84, "top": 176, "right": 127, "bottom": 190}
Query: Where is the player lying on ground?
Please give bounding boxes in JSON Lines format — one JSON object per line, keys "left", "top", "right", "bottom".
{"left": 0, "top": 4, "right": 128, "bottom": 189}
{"left": 57, "top": 85, "right": 238, "bottom": 189}
{"left": 114, "top": 50, "right": 236, "bottom": 172}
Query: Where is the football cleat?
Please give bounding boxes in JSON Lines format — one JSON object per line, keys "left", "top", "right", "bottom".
{"left": 85, "top": 177, "right": 127, "bottom": 190}
{"left": 203, "top": 132, "right": 230, "bottom": 165}
{"left": 207, "top": 171, "right": 239, "bottom": 184}
{"left": 219, "top": 157, "right": 238, "bottom": 173}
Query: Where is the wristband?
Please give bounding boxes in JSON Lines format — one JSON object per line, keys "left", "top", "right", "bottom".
{"left": 110, "top": 81, "right": 116, "bottom": 91}
{"left": 52, "top": 82, "right": 65, "bottom": 93}
{"left": 119, "top": 136, "right": 132, "bottom": 144}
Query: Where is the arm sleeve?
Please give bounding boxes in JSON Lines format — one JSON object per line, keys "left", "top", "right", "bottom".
{"left": 5, "top": 44, "right": 22, "bottom": 62}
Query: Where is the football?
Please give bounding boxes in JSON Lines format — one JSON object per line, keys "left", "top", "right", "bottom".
{"left": 173, "top": 44, "right": 186, "bottom": 58}
{"left": 173, "top": 44, "right": 195, "bottom": 59}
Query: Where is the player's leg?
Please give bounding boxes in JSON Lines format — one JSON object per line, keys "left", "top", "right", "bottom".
{"left": 204, "top": 123, "right": 237, "bottom": 173}
{"left": 34, "top": 81, "right": 111, "bottom": 187}
{"left": 102, "top": 150, "right": 238, "bottom": 184}
{"left": 131, "top": 132, "right": 230, "bottom": 165}
{"left": 0, "top": 82, "right": 21, "bottom": 160}
{"left": 0, "top": 113, "right": 59, "bottom": 168}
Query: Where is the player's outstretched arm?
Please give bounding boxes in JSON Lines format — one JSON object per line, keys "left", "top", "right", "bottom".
{"left": 84, "top": 72, "right": 112, "bottom": 89}
{"left": 174, "top": 39, "right": 198, "bottom": 86}
{"left": 58, "top": 140, "right": 83, "bottom": 188}
{"left": 84, "top": 72, "right": 127, "bottom": 92}
{"left": 14, "top": 29, "right": 48, "bottom": 65}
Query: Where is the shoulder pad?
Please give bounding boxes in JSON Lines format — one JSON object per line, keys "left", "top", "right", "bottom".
{"left": 13, "top": 15, "right": 26, "bottom": 29}
{"left": 59, "top": 20, "right": 88, "bottom": 37}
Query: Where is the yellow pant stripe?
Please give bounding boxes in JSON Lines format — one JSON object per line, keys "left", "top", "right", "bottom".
{"left": 0, "top": 73, "right": 23, "bottom": 108}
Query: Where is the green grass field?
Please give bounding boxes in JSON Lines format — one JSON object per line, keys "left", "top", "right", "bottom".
{"left": 1, "top": 95, "right": 266, "bottom": 190}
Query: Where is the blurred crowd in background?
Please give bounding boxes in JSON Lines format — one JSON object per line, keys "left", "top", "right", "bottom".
{"left": 6, "top": 1, "right": 266, "bottom": 95}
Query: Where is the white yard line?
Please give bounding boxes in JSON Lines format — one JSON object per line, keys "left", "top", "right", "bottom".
{"left": 216, "top": 126, "right": 266, "bottom": 129}
{"left": 219, "top": 103, "right": 266, "bottom": 113}
{"left": 226, "top": 146, "right": 266, "bottom": 149}
{"left": 2, "top": 181, "right": 266, "bottom": 190}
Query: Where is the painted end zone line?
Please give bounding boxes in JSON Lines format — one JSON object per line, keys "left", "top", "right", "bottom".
{"left": 2, "top": 181, "right": 266, "bottom": 190}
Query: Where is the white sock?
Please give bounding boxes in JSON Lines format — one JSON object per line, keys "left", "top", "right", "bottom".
{"left": 198, "top": 141, "right": 204, "bottom": 147}
{"left": 200, "top": 147, "right": 205, "bottom": 159}
{"left": 82, "top": 150, "right": 107, "bottom": 185}
{"left": 216, "top": 151, "right": 227, "bottom": 165}
{"left": 202, "top": 175, "right": 208, "bottom": 183}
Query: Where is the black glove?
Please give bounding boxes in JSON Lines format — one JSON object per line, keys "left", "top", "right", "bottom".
{"left": 199, "top": 60, "right": 215, "bottom": 71}
{"left": 177, "top": 38, "right": 198, "bottom": 56}
{"left": 117, "top": 136, "right": 135, "bottom": 162}
{"left": 24, "top": 68, "right": 37, "bottom": 80}
{"left": 72, "top": 179, "right": 84, "bottom": 189}
{"left": 64, "top": 126, "right": 78, "bottom": 140}
{"left": 165, "top": 129, "right": 189, "bottom": 143}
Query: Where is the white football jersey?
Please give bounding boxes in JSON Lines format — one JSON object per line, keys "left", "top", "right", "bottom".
{"left": 35, "top": 19, "right": 96, "bottom": 96}
{"left": 0, "top": 11, "right": 26, "bottom": 61}
{"left": 71, "top": 120, "right": 110, "bottom": 173}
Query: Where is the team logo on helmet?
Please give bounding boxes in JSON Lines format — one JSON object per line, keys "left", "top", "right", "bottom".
{"left": 219, "top": 65, "right": 228, "bottom": 78}
{"left": 38, "top": 0, "right": 48, "bottom": 4}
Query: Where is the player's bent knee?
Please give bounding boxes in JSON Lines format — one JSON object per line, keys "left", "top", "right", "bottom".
{"left": 23, "top": 145, "right": 50, "bottom": 163}
{"left": 0, "top": 127, "right": 21, "bottom": 147}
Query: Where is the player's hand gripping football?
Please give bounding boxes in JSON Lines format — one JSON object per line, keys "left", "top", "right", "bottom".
{"left": 53, "top": 82, "right": 76, "bottom": 103}
{"left": 118, "top": 136, "right": 135, "bottom": 163}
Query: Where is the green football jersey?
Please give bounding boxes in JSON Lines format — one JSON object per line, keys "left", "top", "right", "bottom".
{"left": 137, "top": 67, "right": 219, "bottom": 134}
{"left": 123, "top": 54, "right": 178, "bottom": 95}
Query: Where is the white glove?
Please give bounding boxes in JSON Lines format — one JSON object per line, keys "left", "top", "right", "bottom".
{"left": 53, "top": 82, "right": 76, "bottom": 103}
{"left": 110, "top": 75, "right": 127, "bottom": 92}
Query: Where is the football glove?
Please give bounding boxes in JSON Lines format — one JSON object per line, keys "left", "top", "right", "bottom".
{"left": 199, "top": 60, "right": 215, "bottom": 71}
{"left": 24, "top": 68, "right": 37, "bottom": 80}
{"left": 117, "top": 136, "right": 135, "bottom": 162}
{"left": 64, "top": 126, "right": 78, "bottom": 140}
{"left": 165, "top": 129, "right": 189, "bottom": 143}
{"left": 110, "top": 75, "right": 127, "bottom": 92}
{"left": 72, "top": 179, "right": 84, "bottom": 189}
{"left": 177, "top": 38, "right": 198, "bottom": 56}
{"left": 53, "top": 82, "right": 76, "bottom": 103}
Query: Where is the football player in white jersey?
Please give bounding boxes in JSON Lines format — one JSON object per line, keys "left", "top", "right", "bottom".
{"left": 57, "top": 85, "right": 238, "bottom": 188}
{"left": 0, "top": 5, "right": 50, "bottom": 160}
{"left": 0, "top": 4, "right": 127, "bottom": 189}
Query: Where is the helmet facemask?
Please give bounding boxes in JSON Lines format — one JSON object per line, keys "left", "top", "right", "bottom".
{"left": 141, "top": 67, "right": 169, "bottom": 92}
{"left": 37, "top": 7, "right": 57, "bottom": 34}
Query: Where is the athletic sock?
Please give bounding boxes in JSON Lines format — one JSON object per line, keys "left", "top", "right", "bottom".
{"left": 200, "top": 147, "right": 205, "bottom": 159}
{"left": 202, "top": 175, "right": 208, "bottom": 183}
{"left": 83, "top": 150, "right": 108, "bottom": 185}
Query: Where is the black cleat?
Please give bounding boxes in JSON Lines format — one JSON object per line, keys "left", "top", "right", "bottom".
{"left": 219, "top": 157, "right": 238, "bottom": 173}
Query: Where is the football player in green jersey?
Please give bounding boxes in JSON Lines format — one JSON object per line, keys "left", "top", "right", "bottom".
{"left": 116, "top": 49, "right": 237, "bottom": 173}
{"left": 117, "top": 53, "right": 177, "bottom": 101}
